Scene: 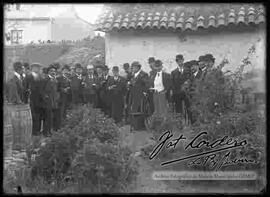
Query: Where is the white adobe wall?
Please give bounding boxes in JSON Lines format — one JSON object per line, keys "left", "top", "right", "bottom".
{"left": 105, "top": 27, "right": 265, "bottom": 76}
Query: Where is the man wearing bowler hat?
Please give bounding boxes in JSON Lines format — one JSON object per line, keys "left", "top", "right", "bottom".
{"left": 171, "top": 54, "right": 190, "bottom": 114}
{"left": 149, "top": 60, "right": 172, "bottom": 118}
{"left": 107, "top": 66, "right": 126, "bottom": 123}
{"left": 122, "top": 63, "right": 133, "bottom": 123}
{"left": 100, "top": 65, "right": 113, "bottom": 116}
{"left": 129, "top": 61, "right": 150, "bottom": 131}
{"left": 41, "top": 64, "right": 60, "bottom": 136}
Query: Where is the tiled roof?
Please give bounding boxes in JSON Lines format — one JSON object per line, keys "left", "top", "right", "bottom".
{"left": 95, "top": 6, "right": 265, "bottom": 32}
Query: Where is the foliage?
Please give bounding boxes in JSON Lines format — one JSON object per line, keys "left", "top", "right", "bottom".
{"left": 69, "top": 139, "right": 139, "bottom": 193}
{"left": 23, "top": 104, "right": 138, "bottom": 193}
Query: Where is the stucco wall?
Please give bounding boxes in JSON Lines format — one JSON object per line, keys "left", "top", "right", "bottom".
{"left": 5, "top": 19, "right": 52, "bottom": 44}
{"left": 105, "top": 26, "right": 265, "bottom": 75}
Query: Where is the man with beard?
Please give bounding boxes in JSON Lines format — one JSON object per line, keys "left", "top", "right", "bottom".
{"left": 41, "top": 64, "right": 60, "bottom": 136}
{"left": 107, "top": 66, "right": 126, "bottom": 124}
{"left": 57, "top": 64, "right": 71, "bottom": 128}
{"left": 129, "top": 61, "right": 150, "bottom": 131}
{"left": 70, "top": 63, "right": 84, "bottom": 105}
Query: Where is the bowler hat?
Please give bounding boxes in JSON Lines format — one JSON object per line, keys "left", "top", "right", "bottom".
{"left": 23, "top": 62, "right": 30, "bottom": 69}
{"left": 154, "top": 60, "right": 163, "bottom": 68}
{"left": 204, "top": 54, "right": 215, "bottom": 62}
{"left": 74, "top": 63, "right": 82, "bottom": 69}
{"left": 198, "top": 55, "right": 206, "bottom": 62}
{"left": 131, "top": 61, "right": 141, "bottom": 69}
{"left": 148, "top": 57, "right": 155, "bottom": 63}
{"left": 62, "top": 64, "right": 71, "bottom": 71}
{"left": 112, "top": 66, "right": 119, "bottom": 71}
{"left": 175, "top": 54, "right": 184, "bottom": 61}
{"left": 47, "top": 64, "right": 57, "bottom": 72}
{"left": 13, "top": 61, "right": 23, "bottom": 71}
{"left": 123, "top": 63, "right": 130, "bottom": 69}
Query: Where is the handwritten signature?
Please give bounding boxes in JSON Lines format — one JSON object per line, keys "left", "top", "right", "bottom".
{"left": 149, "top": 131, "right": 258, "bottom": 170}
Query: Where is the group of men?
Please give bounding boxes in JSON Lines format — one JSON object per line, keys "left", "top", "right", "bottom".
{"left": 5, "top": 52, "right": 215, "bottom": 136}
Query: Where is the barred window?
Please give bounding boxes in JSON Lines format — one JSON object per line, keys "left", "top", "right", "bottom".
{"left": 11, "top": 30, "right": 23, "bottom": 44}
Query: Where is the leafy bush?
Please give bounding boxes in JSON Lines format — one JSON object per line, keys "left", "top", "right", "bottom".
{"left": 69, "top": 138, "right": 139, "bottom": 193}
{"left": 25, "top": 104, "right": 138, "bottom": 193}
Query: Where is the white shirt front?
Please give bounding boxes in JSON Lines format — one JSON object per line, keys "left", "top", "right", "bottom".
{"left": 194, "top": 70, "right": 198, "bottom": 77}
{"left": 178, "top": 67, "right": 184, "bottom": 73}
{"left": 14, "top": 71, "right": 21, "bottom": 80}
{"left": 154, "top": 71, "right": 164, "bottom": 92}
{"left": 134, "top": 69, "right": 141, "bottom": 78}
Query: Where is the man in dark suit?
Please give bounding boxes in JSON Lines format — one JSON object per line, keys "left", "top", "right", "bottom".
{"left": 171, "top": 54, "right": 190, "bottom": 114}
{"left": 41, "top": 64, "right": 60, "bottom": 136}
{"left": 100, "top": 65, "right": 113, "bottom": 116}
{"left": 129, "top": 61, "right": 150, "bottom": 131}
{"left": 123, "top": 63, "right": 133, "bottom": 124}
{"left": 6, "top": 61, "right": 24, "bottom": 104}
{"left": 70, "top": 63, "right": 84, "bottom": 105}
{"left": 22, "top": 62, "right": 31, "bottom": 104}
{"left": 107, "top": 66, "right": 127, "bottom": 123}
{"left": 149, "top": 60, "right": 172, "bottom": 118}
{"left": 148, "top": 57, "right": 156, "bottom": 116}
{"left": 57, "top": 64, "right": 71, "bottom": 128}
{"left": 82, "top": 64, "right": 98, "bottom": 106}
{"left": 26, "top": 63, "right": 44, "bottom": 136}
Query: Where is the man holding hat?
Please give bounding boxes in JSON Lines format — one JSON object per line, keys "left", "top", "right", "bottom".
{"left": 6, "top": 61, "right": 24, "bottom": 104}
{"left": 171, "top": 54, "right": 190, "bottom": 114}
{"left": 41, "top": 63, "right": 60, "bottom": 136}
{"left": 149, "top": 60, "right": 172, "bottom": 118}
{"left": 129, "top": 61, "right": 150, "bottom": 131}
{"left": 70, "top": 63, "right": 84, "bottom": 105}
{"left": 83, "top": 64, "right": 98, "bottom": 106}
{"left": 57, "top": 64, "right": 72, "bottom": 128}
{"left": 107, "top": 66, "right": 126, "bottom": 123}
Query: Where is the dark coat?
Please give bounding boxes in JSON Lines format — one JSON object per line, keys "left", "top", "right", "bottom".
{"left": 129, "top": 70, "right": 150, "bottom": 113}
{"left": 6, "top": 74, "right": 23, "bottom": 104}
{"left": 57, "top": 74, "right": 71, "bottom": 105}
{"left": 100, "top": 75, "right": 113, "bottom": 106}
{"left": 107, "top": 76, "right": 126, "bottom": 122}
{"left": 171, "top": 67, "right": 190, "bottom": 94}
{"left": 83, "top": 74, "right": 98, "bottom": 95}
{"left": 25, "top": 72, "right": 44, "bottom": 107}
{"left": 70, "top": 74, "right": 84, "bottom": 104}
{"left": 41, "top": 75, "right": 60, "bottom": 109}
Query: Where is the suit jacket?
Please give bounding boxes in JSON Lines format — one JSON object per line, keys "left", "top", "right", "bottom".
{"left": 83, "top": 74, "right": 98, "bottom": 95}
{"left": 57, "top": 74, "right": 71, "bottom": 104}
{"left": 129, "top": 70, "right": 149, "bottom": 113}
{"left": 6, "top": 74, "right": 23, "bottom": 104}
{"left": 25, "top": 72, "right": 44, "bottom": 107}
{"left": 70, "top": 74, "right": 84, "bottom": 103}
{"left": 171, "top": 67, "right": 190, "bottom": 94}
{"left": 107, "top": 76, "right": 126, "bottom": 98}
{"left": 41, "top": 75, "right": 60, "bottom": 109}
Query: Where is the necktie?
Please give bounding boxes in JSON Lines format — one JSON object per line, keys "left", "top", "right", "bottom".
{"left": 157, "top": 73, "right": 160, "bottom": 77}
